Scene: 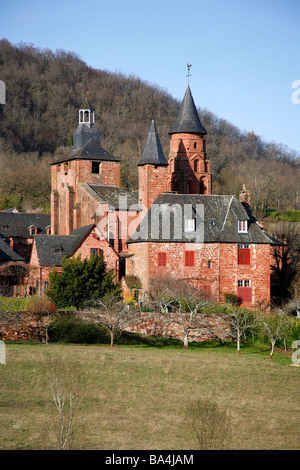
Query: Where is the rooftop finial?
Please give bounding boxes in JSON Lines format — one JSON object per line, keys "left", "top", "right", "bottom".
{"left": 186, "top": 63, "right": 192, "bottom": 85}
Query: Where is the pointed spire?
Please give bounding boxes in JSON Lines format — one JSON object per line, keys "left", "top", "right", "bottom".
{"left": 80, "top": 90, "right": 94, "bottom": 111}
{"left": 138, "top": 120, "right": 168, "bottom": 166}
{"left": 169, "top": 86, "right": 207, "bottom": 135}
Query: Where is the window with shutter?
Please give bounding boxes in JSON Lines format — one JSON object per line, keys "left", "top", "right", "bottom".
{"left": 158, "top": 252, "right": 167, "bottom": 266}
{"left": 238, "top": 244, "right": 250, "bottom": 264}
{"left": 185, "top": 251, "right": 195, "bottom": 266}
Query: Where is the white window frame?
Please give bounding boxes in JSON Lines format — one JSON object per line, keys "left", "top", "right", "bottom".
{"left": 184, "top": 218, "right": 195, "bottom": 232}
{"left": 238, "top": 280, "right": 251, "bottom": 287}
{"left": 238, "top": 220, "right": 248, "bottom": 233}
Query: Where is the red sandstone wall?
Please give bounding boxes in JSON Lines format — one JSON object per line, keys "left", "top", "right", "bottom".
{"left": 0, "top": 310, "right": 232, "bottom": 343}
{"left": 51, "top": 159, "right": 121, "bottom": 235}
{"left": 168, "top": 133, "right": 212, "bottom": 194}
{"left": 127, "top": 241, "right": 271, "bottom": 308}
{"left": 138, "top": 165, "right": 168, "bottom": 210}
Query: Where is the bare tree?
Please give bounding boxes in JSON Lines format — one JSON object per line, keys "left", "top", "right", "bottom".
{"left": 48, "top": 357, "right": 84, "bottom": 450}
{"left": 227, "top": 307, "right": 259, "bottom": 353}
{"left": 85, "top": 294, "right": 137, "bottom": 347}
{"left": 270, "top": 221, "right": 300, "bottom": 300}
{"left": 258, "top": 311, "right": 289, "bottom": 359}
{"left": 149, "top": 276, "right": 209, "bottom": 349}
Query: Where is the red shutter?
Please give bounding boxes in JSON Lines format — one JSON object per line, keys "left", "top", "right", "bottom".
{"left": 238, "top": 248, "right": 250, "bottom": 265}
{"left": 185, "top": 251, "right": 195, "bottom": 266}
{"left": 158, "top": 252, "right": 166, "bottom": 267}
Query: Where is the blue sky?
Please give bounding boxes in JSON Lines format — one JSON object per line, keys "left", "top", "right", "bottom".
{"left": 1, "top": 0, "right": 300, "bottom": 154}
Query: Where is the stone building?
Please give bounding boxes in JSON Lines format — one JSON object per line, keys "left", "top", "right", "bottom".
{"left": 0, "top": 85, "right": 277, "bottom": 308}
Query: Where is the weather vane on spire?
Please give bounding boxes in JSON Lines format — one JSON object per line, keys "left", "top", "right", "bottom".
{"left": 186, "top": 63, "right": 192, "bottom": 85}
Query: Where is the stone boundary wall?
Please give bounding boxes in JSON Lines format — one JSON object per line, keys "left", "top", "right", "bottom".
{"left": 0, "top": 310, "right": 233, "bottom": 343}
{"left": 0, "top": 311, "right": 49, "bottom": 341}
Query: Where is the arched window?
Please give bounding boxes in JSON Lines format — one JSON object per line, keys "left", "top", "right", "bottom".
{"left": 194, "top": 142, "right": 197, "bottom": 149}
{"left": 79, "top": 111, "right": 83, "bottom": 123}
{"left": 194, "top": 160, "right": 198, "bottom": 172}
{"left": 43, "top": 281, "right": 49, "bottom": 292}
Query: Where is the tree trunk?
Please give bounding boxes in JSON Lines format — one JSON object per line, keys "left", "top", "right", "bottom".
{"left": 110, "top": 330, "right": 114, "bottom": 348}
{"left": 237, "top": 331, "right": 241, "bottom": 353}
{"left": 270, "top": 339, "right": 275, "bottom": 359}
{"left": 183, "top": 333, "right": 189, "bottom": 349}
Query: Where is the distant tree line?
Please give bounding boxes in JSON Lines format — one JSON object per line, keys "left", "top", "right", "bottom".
{"left": 0, "top": 39, "right": 299, "bottom": 214}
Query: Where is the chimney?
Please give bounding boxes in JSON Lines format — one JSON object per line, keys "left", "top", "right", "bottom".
{"left": 239, "top": 184, "right": 251, "bottom": 212}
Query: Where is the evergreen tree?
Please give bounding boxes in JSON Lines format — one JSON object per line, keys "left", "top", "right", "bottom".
{"left": 46, "top": 254, "right": 120, "bottom": 309}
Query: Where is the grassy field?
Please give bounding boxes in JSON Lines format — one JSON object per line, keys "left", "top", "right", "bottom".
{"left": 0, "top": 341, "right": 299, "bottom": 450}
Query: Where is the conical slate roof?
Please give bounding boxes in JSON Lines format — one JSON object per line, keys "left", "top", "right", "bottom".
{"left": 138, "top": 120, "right": 168, "bottom": 166}
{"left": 169, "top": 86, "right": 207, "bottom": 135}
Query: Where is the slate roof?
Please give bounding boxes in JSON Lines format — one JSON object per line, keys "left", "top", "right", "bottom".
{"left": 73, "top": 123, "right": 101, "bottom": 149}
{"left": 138, "top": 120, "right": 168, "bottom": 166}
{"left": 127, "top": 193, "right": 275, "bottom": 245}
{"left": 80, "top": 183, "right": 142, "bottom": 211}
{"left": 0, "top": 238, "right": 25, "bottom": 262}
{"left": 51, "top": 139, "right": 121, "bottom": 165}
{"left": 169, "top": 86, "right": 207, "bottom": 135}
{"left": 0, "top": 212, "right": 51, "bottom": 238}
{"left": 34, "top": 224, "right": 95, "bottom": 266}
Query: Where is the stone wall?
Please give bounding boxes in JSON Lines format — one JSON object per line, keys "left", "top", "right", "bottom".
{"left": 0, "top": 310, "right": 232, "bottom": 343}
{"left": 0, "top": 311, "right": 49, "bottom": 341}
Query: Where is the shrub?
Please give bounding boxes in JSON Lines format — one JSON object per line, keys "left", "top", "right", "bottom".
{"left": 224, "top": 292, "right": 239, "bottom": 305}
{"left": 186, "top": 398, "right": 232, "bottom": 450}
{"left": 25, "top": 296, "right": 58, "bottom": 315}
{"left": 285, "top": 318, "right": 300, "bottom": 348}
{"left": 48, "top": 316, "right": 110, "bottom": 344}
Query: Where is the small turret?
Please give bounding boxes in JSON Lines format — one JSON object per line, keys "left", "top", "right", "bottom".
{"left": 73, "top": 91, "right": 101, "bottom": 149}
{"left": 138, "top": 120, "right": 168, "bottom": 210}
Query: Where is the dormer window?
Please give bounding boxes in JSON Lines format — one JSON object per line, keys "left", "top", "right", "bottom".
{"left": 238, "top": 220, "right": 248, "bottom": 233}
{"left": 46, "top": 225, "right": 51, "bottom": 235}
{"left": 28, "top": 225, "right": 37, "bottom": 235}
{"left": 185, "top": 218, "right": 195, "bottom": 232}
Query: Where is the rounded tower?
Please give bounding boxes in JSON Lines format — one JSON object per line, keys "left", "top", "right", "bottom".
{"left": 167, "top": 85, "right": 212, "bottom": 195}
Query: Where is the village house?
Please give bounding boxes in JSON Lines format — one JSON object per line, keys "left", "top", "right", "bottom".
{"left": 0, "top": 85, "right": 277, "bottom": 307}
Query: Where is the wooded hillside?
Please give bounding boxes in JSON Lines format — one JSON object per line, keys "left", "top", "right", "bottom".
{"left": 0, "top": 39, "right": 299, "bottom": 215}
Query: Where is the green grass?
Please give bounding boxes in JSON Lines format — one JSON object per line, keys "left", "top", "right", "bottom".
{"left": 0, "top": 297, "right": 27, "bottom": 311}
{"left": 0, "top": 340, "right": 299, "bottom": 450}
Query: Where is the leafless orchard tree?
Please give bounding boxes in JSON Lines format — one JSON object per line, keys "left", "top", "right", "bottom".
{"left": 85, "top": 294, "right": 137, "bottom": 347}
{"left": 227, "top": 307, "right": 259, "bottom": 353}
{"left": 48, "top": 357, "right": 84, "bottom": 450}
{"left": 149, "top": 276, "right": 209, "bottom": 349}
{"left": 258, "top": 311, "right": 289, "bottom": 359}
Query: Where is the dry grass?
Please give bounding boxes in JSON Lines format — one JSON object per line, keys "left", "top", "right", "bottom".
{"left": 0, "top": 342, "right": 299, "bottom": 450}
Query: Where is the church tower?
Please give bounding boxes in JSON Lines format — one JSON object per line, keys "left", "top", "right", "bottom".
{"left": 73, "top": 92, "right": 101, "bottom": 148}
{"left": 167, "top": 86, "right": 212, "bottom": 195}
{"left": 50, "top": 93, "right": 121, "bottom": 235}
{"left": 138, "top": 120, "right": 168, "bottom": 210}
